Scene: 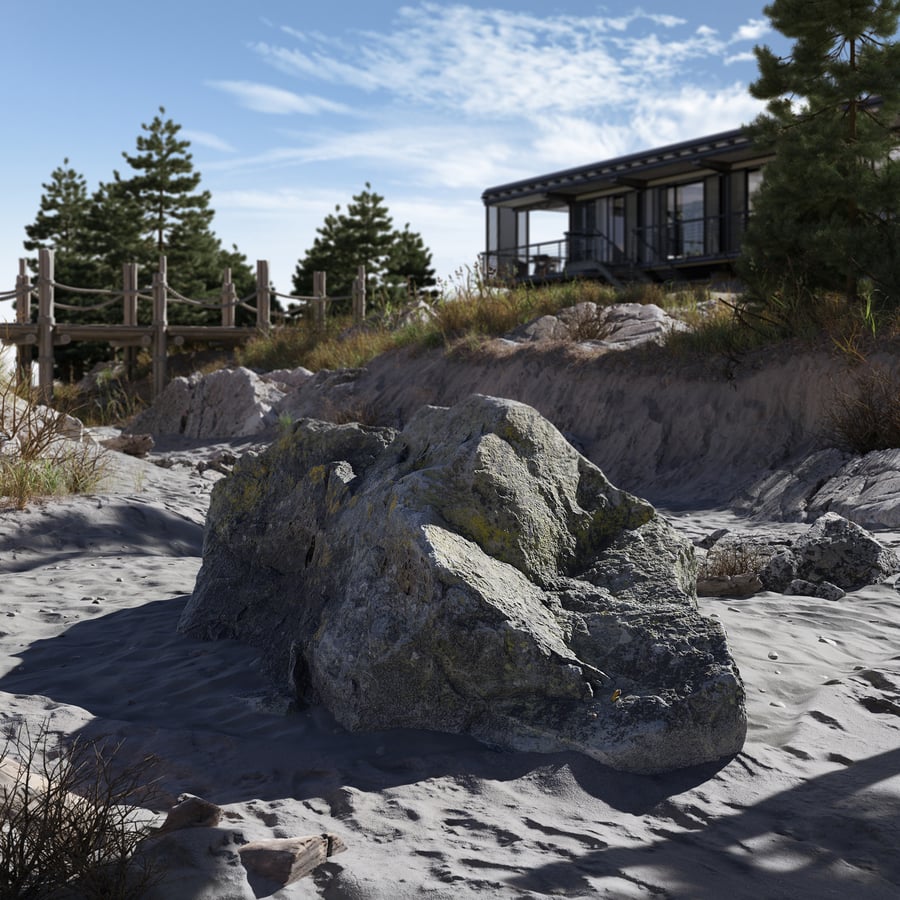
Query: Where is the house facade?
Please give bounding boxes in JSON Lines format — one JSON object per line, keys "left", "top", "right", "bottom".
{"left": 481, "top": 126, "right": 772, "bottom": 286}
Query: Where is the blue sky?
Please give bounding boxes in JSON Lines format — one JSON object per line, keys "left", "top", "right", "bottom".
{"left": 1, "top": 1, "right": 786, "bottom": 310}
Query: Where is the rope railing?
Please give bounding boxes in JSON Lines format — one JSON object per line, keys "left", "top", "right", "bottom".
{"left": 3, "top": 250, "right": 367, "bottom": 401}
{"left": 54, "top": 295, "right": 126, "bottom": 312}
{"left": 163, "top": 283, "right": 228, "bottom": 309}
{"left": 269, "top": 289, "right": 352, "bottom": 303}
{"left": 51, "top": 281, "right": 121, "bottom": 296}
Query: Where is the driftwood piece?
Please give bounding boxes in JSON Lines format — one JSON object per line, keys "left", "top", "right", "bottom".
{"left": 100, "top": 433, "right": 155, "bottom": 457}
{"left": 238, "top": 833, "right": 347, "bottom": 886}
{"left": 157, "top": 793, "right": 222, "bottom": 832}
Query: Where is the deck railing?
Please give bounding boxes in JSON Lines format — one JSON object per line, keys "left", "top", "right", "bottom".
{"left": 481, "top": 211, "right": 751, "bottom": 281}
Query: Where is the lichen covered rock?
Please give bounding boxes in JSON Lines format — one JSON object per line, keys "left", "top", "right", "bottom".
{"left": 180, "top": 395, "right": 745, "bottom": 773}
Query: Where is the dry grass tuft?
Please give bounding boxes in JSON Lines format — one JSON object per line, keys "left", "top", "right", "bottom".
{"left": 0, "top": 378, "right": 108, "bottom": 509}
{"left": 699, "top": 541, "right": 771, "bottom": 579}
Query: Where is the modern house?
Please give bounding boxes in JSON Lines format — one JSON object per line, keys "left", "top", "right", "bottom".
{"left": 481, "top": 126, "right": 772, "bottom": 286}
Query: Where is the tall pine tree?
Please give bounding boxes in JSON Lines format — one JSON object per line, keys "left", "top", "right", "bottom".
{"left": 23, "top": 160, "right": 114, "bottom": 379}
{"left": 23, "top": 110, "right": 259, "bottom": 377}
{"left": 739, "top": 0, "right": 900, "bottom": 309}
{"left": 293, "top": 184, "right": 435, "bottom": 312}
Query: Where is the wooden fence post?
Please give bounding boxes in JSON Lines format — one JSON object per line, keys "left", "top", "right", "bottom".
{"left": 313, "top": 271, "right": 326, "bottom": 333}
{"left": 221, "top": 267, "right": 236, "bottom": 328}
{"left": 123, "top": 262, "right": 139, "bottom": 381}
{"left": 37, "top": 248, "right": 55, "bottom": 401}
{"left": 256, "top": 260, "right": 270, "bottom": 331}
{"left": 152, "top": 256, "right": 168, "bottom": 400}
{"left": 353, "top": 265, "right": 366, "bottom": 325}
{"left": 15, "top": 259, "right": 32, "bottom": 383}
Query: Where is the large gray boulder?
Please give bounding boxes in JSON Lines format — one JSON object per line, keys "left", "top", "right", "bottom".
{"left": 180, "top": 395, "right": 745, "bottom": 774}
{"left": 732, "top": 447, "right": 900, "bottom": 530}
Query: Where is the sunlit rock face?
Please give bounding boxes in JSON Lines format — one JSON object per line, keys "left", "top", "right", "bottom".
{"left": 181, "top": 394, "right": 746, "bottom": 774}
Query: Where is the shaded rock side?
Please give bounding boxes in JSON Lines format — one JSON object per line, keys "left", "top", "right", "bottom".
{"left": 734, "top": 447, "right": 900, "bottom": 530}
{"left": 759, "top": 512, "right": 899, "bottom": 592}
{"left": 180, "top": 394, "right": 746, "bottom": 774}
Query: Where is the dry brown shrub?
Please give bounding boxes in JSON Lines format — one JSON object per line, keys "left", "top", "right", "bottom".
{"left": 0, "top": 720, "right": 163, "bottom": 899}
{"left": 825, "top": 364, "right": 900, "bottom": 454}
{"left": 699, "top": 542, "right": 771, "bottom": 579}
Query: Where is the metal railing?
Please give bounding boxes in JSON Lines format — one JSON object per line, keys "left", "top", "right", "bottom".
{"left": 481, "top": 238, "right": 568, "bottom": 282}
{"left": 481, "top": 212, "right": 752, "bottom": 281}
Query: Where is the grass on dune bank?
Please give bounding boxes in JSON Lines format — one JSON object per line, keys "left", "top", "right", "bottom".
{"left": 236, "top": 271, "right": 900, "bottom": 375}
{"left": 235, "top": 271, "right": 725, "bottom": 373}
{"left": 232, "top": 271, "right": 900, "bottom": 459}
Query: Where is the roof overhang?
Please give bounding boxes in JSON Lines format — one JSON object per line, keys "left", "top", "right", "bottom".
{"left": 482, "top": 127, "right": 771, "bottom": 210}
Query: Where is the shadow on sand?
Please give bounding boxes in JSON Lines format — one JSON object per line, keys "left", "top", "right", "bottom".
{"left": 2, "top": 593, "right": 897, "bottom": 897}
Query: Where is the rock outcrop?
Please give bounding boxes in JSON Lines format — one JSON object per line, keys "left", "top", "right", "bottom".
{"left": 696, "top": 513, "right": 899, "bottom": 599}
{"left": 181, "top": 395, "right": 745, "bottom": 774}
{"left": 504, "top": 302, "right": 688, "bottom": 349}
{"left": 759, "top": 512, "right": 899, "bottom": 593}
{"left": 734, "top": 447, "right": 900, "bottom": 530}
{"left": 126, "top": 367, "right": 286, "bottom": 438}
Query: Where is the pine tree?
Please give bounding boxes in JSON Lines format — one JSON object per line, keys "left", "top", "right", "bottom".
{"left": 83, "top": 175, "right": 152, "bottom": 287}
{"left": 121, "top": 107, "right": 214, "bottom": 257}
{"left": 739, "top": 0, "right": 900, "bottom": 310}
{"left": 22, "top": 110, "right": 261, "bottom": 377}
{"left": 23, "top": 161, "right": 112, "bottom": 378}
{"left": 23, "top": 159, "right": 89, "bottom": 259}
{"left": 293, "top": 184, "right": 435, "bottom": 313}
{"left": 385, "top": 225, "right": 436, "bottom": 294}
{"left": 109, "top": 108, "right": 252, "bottom": 323}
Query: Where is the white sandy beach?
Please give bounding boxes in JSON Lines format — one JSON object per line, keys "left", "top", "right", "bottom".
{"left": 1, "top": 432, "right": 898, "bottom": 899}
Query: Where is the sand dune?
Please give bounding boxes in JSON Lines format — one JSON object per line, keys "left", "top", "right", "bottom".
{"left": 0, "top": 433, "right": 898, "bottom": 898}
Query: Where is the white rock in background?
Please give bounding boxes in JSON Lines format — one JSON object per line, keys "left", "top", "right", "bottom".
{"left": 504, "top": 302, "right": 688, "bottom": 350}
{"left": 260, "top": 366, "right": 314, "bottom": 390}
{"left": 126, "top": 367, "right": 285, "bottom": 438}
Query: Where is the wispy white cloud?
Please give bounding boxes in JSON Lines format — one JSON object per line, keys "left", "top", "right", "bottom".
{"left": 725, "top": 51, "right": 757, "bottom": 66}
{"left": 206, "top": 80, "right": 352, "bottom": 115}
{"left": 529, "top": 116, "right": 635, "bottom": 172}
{"left": 210, "top": 4, "right": 770, "bottom": 206}
{"left": 205, "top": 124, "right": 517, "bottom": 190}
{"left": 250, "top": 3, "right": 734, "bottom": 122}
{"left": 181, "top": 129, "right": 236, "bottom": 153}
{"left": 730, "top": 18, "right": 770, "bottom": 43}
{"left": 629, "top": 83, "right": 765, "bottom": 147}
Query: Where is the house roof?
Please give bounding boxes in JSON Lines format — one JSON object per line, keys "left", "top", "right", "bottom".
{"left": 482, "top": 126, "right": 770, "bottom": 210}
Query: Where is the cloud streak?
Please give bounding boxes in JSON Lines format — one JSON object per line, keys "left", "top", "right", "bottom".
{"left": 209, "top": 5, "right": 771, "bottom": 204}
{"left": 181, "top": 129, "right": 236, "bottom": 153}
{"left": 251, "top": 4, "right": 738, "bottom": 121}
{"left": 207, "top": 80, "right": 352, "bottom": 115}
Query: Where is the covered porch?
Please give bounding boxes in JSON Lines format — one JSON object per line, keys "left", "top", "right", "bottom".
{"left": 481, "top": 127, "right": 771, "bottom": 287}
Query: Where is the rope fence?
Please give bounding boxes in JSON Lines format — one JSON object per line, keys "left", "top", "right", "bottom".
{"left": 1, "top": 250, "right": 367, "bottom": 401}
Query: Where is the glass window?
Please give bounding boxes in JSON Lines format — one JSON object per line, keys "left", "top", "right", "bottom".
{"left": 487, "top": 206, "right": 498, "bottom": 251}
{"left": 747, "top": 169, "right": 764, "bottom": 209}
{"left": 571, "top": 196, "right": 626, "bottom": 263}
{"left": 666, "top": 181, "right": 705, "bottom": 258}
